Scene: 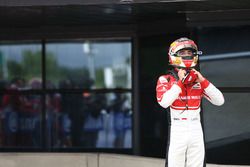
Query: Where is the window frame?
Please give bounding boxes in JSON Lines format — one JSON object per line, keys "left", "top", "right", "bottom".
{"left": 0, "top": 38, "right": 135, "bottom": 154}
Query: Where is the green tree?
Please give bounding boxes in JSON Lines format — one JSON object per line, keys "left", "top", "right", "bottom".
{"left": 7, "top": 50, "right": 60, "bottom": 83}
{"left": 21, "top": 50, "right": 41, "bottom": 80}
{"left": 7, "top": 60, "right": 24, "bottom": 80}
{"left": 46, "top": 52, "right": 60, "bottom": 83}
{"left": 7, "top": 49, "right": 93, "bottom": 88}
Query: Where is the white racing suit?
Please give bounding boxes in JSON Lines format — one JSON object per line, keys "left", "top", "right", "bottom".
{"left": 156, "top": 71, "right": 224, "bottom": 167}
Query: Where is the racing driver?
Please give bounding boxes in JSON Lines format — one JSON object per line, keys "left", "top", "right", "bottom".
{"left": 156, "top": 37, "right": 225, "bottom": 167}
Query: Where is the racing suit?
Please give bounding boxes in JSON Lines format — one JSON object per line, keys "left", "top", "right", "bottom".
{"left": 156, "top": 70, "right": 224, "bottom": 167}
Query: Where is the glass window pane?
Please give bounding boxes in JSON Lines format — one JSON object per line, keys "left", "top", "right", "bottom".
{"left": 46, "top": 92, "right": 132, "bottom": 149}
{"left": 203, "top": 93, "right": 250, "bottom": 143}
{"left": 198, "top": 27, "right": 250, "bottom": 87}
{"left": 0, "top": 43, "right": 42, "bottom": 89}
{"left": 0, "top": 93, "right": 42, "bottom": 148}
{"left": 200, "top": 56, "right": 250, "bottom": 87}
{"left": 46, "top": 41, "right": 131, "bottom": 89}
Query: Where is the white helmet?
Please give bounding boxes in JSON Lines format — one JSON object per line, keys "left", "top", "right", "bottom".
{"left": 168, "top": 37, "right": 202, "bottom": 68}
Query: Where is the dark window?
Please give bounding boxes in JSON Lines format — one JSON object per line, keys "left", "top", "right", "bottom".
{"left": 200, "top": 50, "right": 250, "bottom": 87}
{"left": 0, "top": 40, "right": 132, "bottom": 150}
{"left": 198, "top": 26, "right": 250, "bottom": 164}
{"left": 203, "top": 93, "right": 250, "bottom": 142}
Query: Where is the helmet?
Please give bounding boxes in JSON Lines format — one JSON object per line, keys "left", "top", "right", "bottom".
{"left": 168, "top": 37, "right": 202, "bottom": 68}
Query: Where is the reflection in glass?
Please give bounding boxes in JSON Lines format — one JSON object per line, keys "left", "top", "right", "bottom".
{"left": 46, "top": 92, "right": 132, "bottom": 148}
{"left": 197, "top": 27, "right": 250, "bottom": 87}
{"left": 0, "top": 43, "right": 42, "bottom": 90}
{"left": 203, "top": 93, "right": 250, "bottom": 143}
{"left": 0, "top": 41, "right": 132, "bottom": 150}
{"left": 46, "top": 41, "right": 131, "bottom": 89}
{"left": 0, "top": 92, "right": 42, "bottom": 147}
{"left": 200, "top": 53, "right": 250, "bottom": 87}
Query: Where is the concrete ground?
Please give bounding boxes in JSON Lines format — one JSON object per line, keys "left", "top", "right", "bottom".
{"left": 0, "top": 153, "right": 248, "bottom": 167}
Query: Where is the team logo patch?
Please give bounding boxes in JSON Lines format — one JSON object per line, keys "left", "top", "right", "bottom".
{"left": 192, "top": 83, "right": 201, "bottom": 89}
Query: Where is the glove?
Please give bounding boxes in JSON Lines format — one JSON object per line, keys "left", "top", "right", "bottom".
{"left": 182, "top": 70, "right": 197, "bottom": 85}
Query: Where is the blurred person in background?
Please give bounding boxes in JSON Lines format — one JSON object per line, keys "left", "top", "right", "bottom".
{"left": 82, "top": 93, "right": 104, "bottom": 148}
{"left": 0, "top": 80, "right": 8, "bottom": 146}
{"left": 110, "top": 94, "right": 130, "bottom": 148}
{"left": 1, "top": 77, "right": 27, "bottom": 146}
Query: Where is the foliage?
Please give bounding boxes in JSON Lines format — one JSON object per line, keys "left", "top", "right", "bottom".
{"left": 6, "top": 50, "right": 90, "bottom": 88}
